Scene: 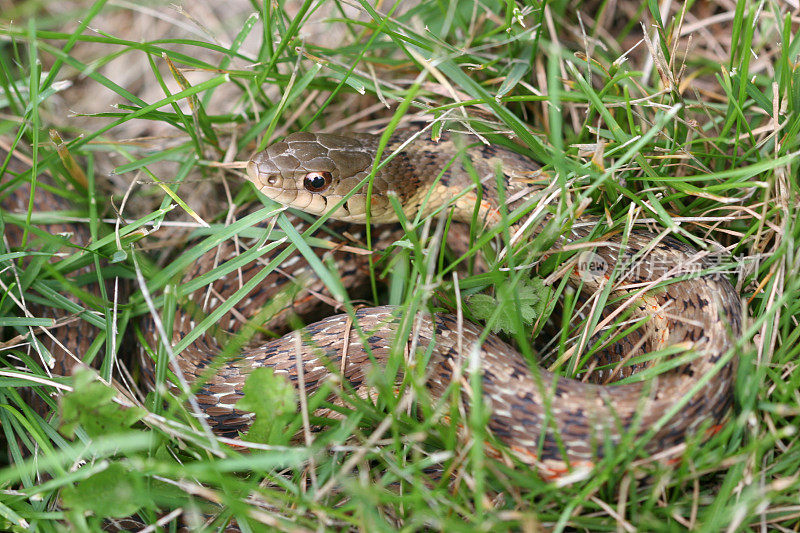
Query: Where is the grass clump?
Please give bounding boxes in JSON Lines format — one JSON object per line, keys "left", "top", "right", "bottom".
{"left": 1, "top": 0, "right": 799, "bottom": 531}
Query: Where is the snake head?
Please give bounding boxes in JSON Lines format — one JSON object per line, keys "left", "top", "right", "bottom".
{"left": 246, "top": 132, "right": 396, "bottom": 223}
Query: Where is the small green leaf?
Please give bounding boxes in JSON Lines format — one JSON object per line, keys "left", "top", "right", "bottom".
{"left": 61, "top": 463, "right": 149, "bottom": 518}
{"left": 730, "top": 73, "right": 772, "bottom": 114}
{"left": 110, "top": 250, "right": 128, "bottom": 263}
{"left": 236, "top": 367, "right": 297, "bottom": 444}
{"left": 467, "top": 277, "right": 550, "bottom": 335}
{"left": 391, "top": 239, "right": 415, "bottom": 250}
{"left": 60, "top": 370, "right": 145, "bottom": 438}
{"left": 496, "top": 59, "right": 530, "bottom": 98}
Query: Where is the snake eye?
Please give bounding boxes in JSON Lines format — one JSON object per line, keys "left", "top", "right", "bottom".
{"left": 303, "top": 171, "right": 332, "bottom": 193}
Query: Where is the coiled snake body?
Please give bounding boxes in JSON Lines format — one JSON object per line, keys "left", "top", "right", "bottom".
{"left": 2, "top": 127, "right": 741, "bottom": 478}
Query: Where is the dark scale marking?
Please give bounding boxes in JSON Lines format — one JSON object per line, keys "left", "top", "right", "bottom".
{"left": 660, "top": 238, "right": 690, "bottom": 252}
{"left": 491, "top": 425, "right": 513, "bottom": 437}
{"left": 479, "top": 179, "right": 496, "bottom": 202}
{"left": 515, "top": 391, "right": 539, "bottom": 407}
{"left": 508, "top": 365, "right": 528, "bottom": 381}
{"left": 479, "top": 144, "right": 499, "bottom": 159}
{"left": 439, "top": 166, "right": 453, "bottom": 186}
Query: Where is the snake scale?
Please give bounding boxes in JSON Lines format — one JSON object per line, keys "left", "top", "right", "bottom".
{"left": 2, "top": 125, "right": 741, "bottom": 478}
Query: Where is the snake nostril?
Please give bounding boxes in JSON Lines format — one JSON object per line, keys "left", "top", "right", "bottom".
{"left": 245, "top": 159, "right": 280, "bottom": 188}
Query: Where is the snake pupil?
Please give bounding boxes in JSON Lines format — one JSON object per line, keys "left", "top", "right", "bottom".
{"left": 303, "top": 171, "right": 332, "bottom": 193}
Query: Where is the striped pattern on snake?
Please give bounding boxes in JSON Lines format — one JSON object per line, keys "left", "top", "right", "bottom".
{"left": 1, "top": 124, "right": 742, "bottom": 479}
{"left": 246, "top": 126, "right": 742, "bottom": 476}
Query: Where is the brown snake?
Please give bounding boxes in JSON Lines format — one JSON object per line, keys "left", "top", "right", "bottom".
{"left": 2, "top": 126, "right": 741, "bottom": 478}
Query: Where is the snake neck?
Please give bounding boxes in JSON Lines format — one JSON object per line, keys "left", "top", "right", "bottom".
{"left": 374, "top": 129, "right": 546, "bottom": 227}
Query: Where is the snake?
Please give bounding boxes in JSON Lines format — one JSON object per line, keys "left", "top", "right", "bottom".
{"left": 1, "top": 125, "right": 741, "bottom": 479}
